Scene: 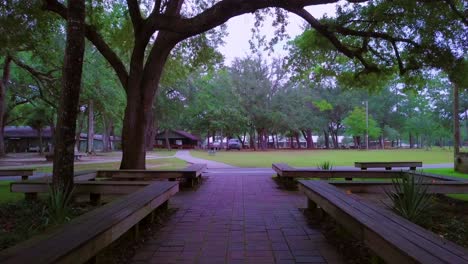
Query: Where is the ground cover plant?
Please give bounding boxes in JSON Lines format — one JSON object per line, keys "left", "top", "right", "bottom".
{"left": 0, "top": 199, "right": 98, "bottom": 250}
{"left": 191, "top": 149, "right": 453, "bottom": 167}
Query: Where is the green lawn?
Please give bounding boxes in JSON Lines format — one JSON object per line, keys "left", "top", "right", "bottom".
{"left": 422, "top": 168, "right": 468, "bottom": 201}
{"left": 423, "top": 168, "right": 468, "bottom": 180}
{"left": 0, "top": 181, "right": 23, "bottom": 202}
{"left": 191, "top": 149, "right": 453, "bottom": 167}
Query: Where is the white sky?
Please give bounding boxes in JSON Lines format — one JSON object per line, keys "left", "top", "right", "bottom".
{"left": 218, "top": 4, "right": 338, "bottom": 65}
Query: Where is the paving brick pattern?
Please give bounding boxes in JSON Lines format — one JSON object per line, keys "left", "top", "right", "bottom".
{"left": 131, "top": 171, "right": 343, "bottom": 264}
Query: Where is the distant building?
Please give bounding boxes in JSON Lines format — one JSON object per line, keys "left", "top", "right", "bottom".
{"left": 155, "top": 130, "right": 200, "bottom": 149}
{"left": 78, "top": 133, "right": 121, "bottom": 152}
{"left": 3, "top": 126, "right": 121, "bottom": 153}
{"left": 4, "top": 126, "right": 53, "bottom": 153}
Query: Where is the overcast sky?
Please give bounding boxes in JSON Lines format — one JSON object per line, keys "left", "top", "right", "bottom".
{"left": 217, "top": 4, "right": 338, "bottom": 65}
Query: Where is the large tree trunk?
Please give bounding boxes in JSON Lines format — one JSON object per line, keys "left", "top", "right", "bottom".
{"left": 52, "top": 0, "right": 86, "bottom": 196}
{"left": 120, "top": 32, "right": 178, "bottom": 169}
{"left": 87, "top": 99, "right": 94, "bottom": 153}
{"left": 145, "top": 110, "right": 155, "bottom": 151}
{"left": 0, "top": 56, "right": 12, "bottom": 157}
{"left": 164, "top": 129, "right": 171, "bottom": 150}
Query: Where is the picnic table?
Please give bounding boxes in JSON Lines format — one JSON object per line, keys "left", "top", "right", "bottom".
{"left": 354, "top": 161, "right": 422, "bottom": 171}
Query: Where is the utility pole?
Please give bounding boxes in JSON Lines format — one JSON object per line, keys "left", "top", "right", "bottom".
{"left": 366, "top": 100, "right": 369, "bottom": 150}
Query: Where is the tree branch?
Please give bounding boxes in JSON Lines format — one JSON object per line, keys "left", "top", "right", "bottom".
{"left": 289, "top": 8, "right": 379, "bottom": 73}
{"left": 43, "top": 0, "right": 129, "bottom": 89}
{"left": 127, "top": 0, "right": 143, "bottom": 30}
{"left": 11, "top": 57, "right": 56, "bottom": 82}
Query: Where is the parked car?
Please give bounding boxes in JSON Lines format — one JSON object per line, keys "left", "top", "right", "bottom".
{"left": 227, "top": 139, "right": 241, "bottom": 150}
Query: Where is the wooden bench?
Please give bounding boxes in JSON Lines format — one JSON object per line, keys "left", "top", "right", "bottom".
{"left": 0, "top": 181, "right": 178, "bottom": 263}
{"left": 0, "top": 169, "right": 35, "bottom": 180}
{"left": 355, "top": 161, "right": 422, "bottom": 171}
{"left": 298, "top": 180, "right": 468, "bottom": 264}
{"left": 98, "top": 163, "right": 207, "bottom": 187}
{"left": 329, "top": 180, "right": 468, "bottom": 194}
{"left": 272, "top": 163, "right": 402, "bottom": 182}
{"left": 10, "top": 180, "right": 152, "bottom": 203}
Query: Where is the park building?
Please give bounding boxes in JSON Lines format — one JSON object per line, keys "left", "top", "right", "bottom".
{"left": 4, "top": 126, "right": 121, "bottom": 153}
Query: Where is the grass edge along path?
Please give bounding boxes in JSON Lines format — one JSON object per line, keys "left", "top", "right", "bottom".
{"left": 190, "top": 149, "right": 453, "bottom": 167}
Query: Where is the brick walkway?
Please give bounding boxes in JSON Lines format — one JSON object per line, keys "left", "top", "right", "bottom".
{"left": 131, "top": 170, "right": 343, "bottom": 264}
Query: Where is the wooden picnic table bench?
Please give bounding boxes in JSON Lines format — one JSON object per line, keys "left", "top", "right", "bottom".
{"left": 329, "top": 180, "right": 468, "bottom": 194}
{"left": 0, "top": 169, "right": 35, "bottom": 180}
{"left": 355, "top": 161, "right": 422, "bottom": 171}
{"left": 298, "top": 180, "right": 468, "bottom": 264}
{"left": 98, "top": 163, "right": 207, "bottom": 187}
{"left": 10, "top": 179, "right": 152, "bottom": 203}
{"left": 272, "top": 163, "right": 402, "bottom": 182}
{"left": 0, "top": 181, "right": 178, "bottom": 264}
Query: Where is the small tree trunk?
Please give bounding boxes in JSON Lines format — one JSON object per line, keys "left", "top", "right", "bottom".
{"left": 409, "top": 132, "right": 414, "bottom": 148}
{"left": 0, "top": 56, "right": 12, "bottom": 157}
{"left": 52, "top": 0, "right": 86, "bottom": 197}
{"left": 38, "top": 128, "right": 43, "bottom": 155}
{"left": 75, "top": 112, "right": 85, "bottom": 152}
{"left": 295, "top": 132, "right": 301, "bottom": 149}
{"left": 164, "top": 129, "right": 171, "bottom": 150}
{"left": 87, "top": 99, "right": 94, "bottom": 154}
{"left": 323, "top": 130, "right": 330, "bottom": 149}
{"left": 453, "top": 82, "right": 460, "bottom": 155}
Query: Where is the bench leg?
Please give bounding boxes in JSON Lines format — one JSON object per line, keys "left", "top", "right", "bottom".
{"left": 90, "top": 193, "right": 101, "bottom": 205}
{"left": 21, "top": 175, "right": 28, "bottom": 181}
{"left": 410, "top": 167, "right": 416, "bottom": 171}
{"left": 385, "top": 167, "right": 391, "bottom": 170}
{"left": 345, "top": 177, "right": 353, "bottom": 181}
{"left": 307, "top": 199, "right": 325, "bottom": 221}
{"left": 25, "top": 192, "right": 37, "bottom": 201}
{"left": 132, "top": 223, "right": 140, "bottom": 241}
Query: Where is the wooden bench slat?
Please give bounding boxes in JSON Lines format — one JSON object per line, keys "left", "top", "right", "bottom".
{"left": 0, "top": 181, "right": 178, "bottom": 264}
{"left": 10, "top": 180, "right": 152, "bottom": 195}
{"left": 299, "top": 180, "right": 468, "bottom": 263}
{"left": 313, "top": 181, "right": 468, "bottom": 262}
{"left": 329, "top": 180, "right": 468, "bottom": 194}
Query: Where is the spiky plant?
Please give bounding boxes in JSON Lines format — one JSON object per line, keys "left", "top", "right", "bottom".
{"left": 317, "top": 161, "right": 333, "bottom": 170}
{"left": 47, "top": 185, "right": 74, "bottom": 224}
{"left": 385, "top": 173, "right": 432, "bottom": 224}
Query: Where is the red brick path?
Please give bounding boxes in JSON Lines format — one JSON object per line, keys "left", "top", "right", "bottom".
{"left": 131, "top": 171, "right": 343, "bottom": 264}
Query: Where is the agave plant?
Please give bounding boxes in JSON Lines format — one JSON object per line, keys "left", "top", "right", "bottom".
{"left": 317, "top": 161, "right": 333, "bottom": 170}
{"left": 47, "top": 185, "right": 74, "bottom": 225}
{"left": 385, "top": 173, "right": 432, "bottom": 224}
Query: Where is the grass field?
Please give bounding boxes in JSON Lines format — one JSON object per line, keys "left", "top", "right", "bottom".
{"left": 423, "top": 168, "right": 468, "bottom": 201}
{"left": 190, "top": 149, "right": 454, "bottom": 167}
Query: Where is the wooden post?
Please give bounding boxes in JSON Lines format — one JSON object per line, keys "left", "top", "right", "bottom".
{"left": 25, "top": 192, "right": 37, "bottom": 201}
{"left": 133, "top": 223, "right": 140, "bottom": 241}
